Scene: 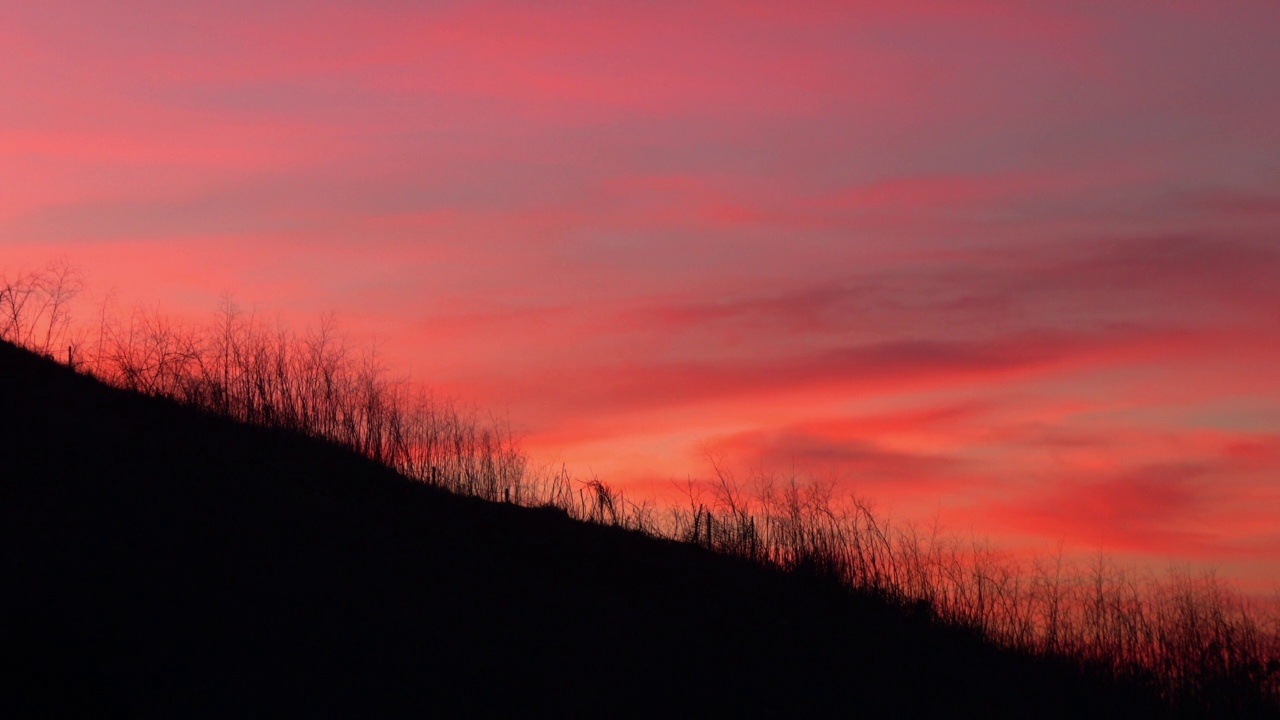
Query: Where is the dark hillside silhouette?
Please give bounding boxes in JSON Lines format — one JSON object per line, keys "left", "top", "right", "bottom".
{"left": 4, "top": 263, "right": 1277, "bottom": 716}
{"left": 0, "top": 339, "right": 1181, "bottom": 717}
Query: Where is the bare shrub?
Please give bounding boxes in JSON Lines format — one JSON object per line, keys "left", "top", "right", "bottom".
{"left": 0, "top": 261, "right": 83, "bottom": 358}
{"left": 665, "top": 472, "right": 1280, "bottom": 714}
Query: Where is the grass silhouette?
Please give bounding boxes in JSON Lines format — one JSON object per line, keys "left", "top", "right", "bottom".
{"left": 2, "top": 264, "right": 1276, "bottom": 716}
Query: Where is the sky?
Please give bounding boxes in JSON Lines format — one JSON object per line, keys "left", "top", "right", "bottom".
{"left": 3, "top": 1, "right": 1279, "bottom": 584}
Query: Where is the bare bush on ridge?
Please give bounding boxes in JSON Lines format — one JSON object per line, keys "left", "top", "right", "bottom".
{"left": 669, "top": 467, "right": 1280, "bottom": 715}
{"left": 0, "top": 261, "right": 83, "bottom": 358}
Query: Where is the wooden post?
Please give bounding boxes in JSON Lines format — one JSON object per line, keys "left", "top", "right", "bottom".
{"left": 430, "top": 465, "right": 439, "bottom": 486}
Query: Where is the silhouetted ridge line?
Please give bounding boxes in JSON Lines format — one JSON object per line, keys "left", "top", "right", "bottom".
{"left": 2, "top": 264, "right": 1277, "bottom": 717}
{"left": 0, "top": 340, "right": 1161, "bottom": 716}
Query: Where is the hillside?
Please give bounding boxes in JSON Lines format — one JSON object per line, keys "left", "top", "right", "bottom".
{"left": 0, "top": 339, "right": 1168, "bottom": 717}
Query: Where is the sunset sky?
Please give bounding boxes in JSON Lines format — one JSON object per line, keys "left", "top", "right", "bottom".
{"left": 4, "top": 2, "right": 1279, "bottom": 583}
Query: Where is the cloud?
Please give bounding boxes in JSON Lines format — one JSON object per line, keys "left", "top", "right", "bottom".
{"left": 615, "top": 236, "right": 1280, "bottom": 344}
{"left": 486, "top": 325, "right": 1194, "bottom": 431}
{"left": 705, "top": 427, "right": 971, "bottom": 487}
{"left": 984, "top": 434, "right": 1280, "bottom": 559}
{"left": 426, "top": 235, "right": 1277, "bottom": 446}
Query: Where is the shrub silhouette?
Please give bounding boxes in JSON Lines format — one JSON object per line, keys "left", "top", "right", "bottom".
{"left": 0, "top": 261, "right": 82, "bottom": 358}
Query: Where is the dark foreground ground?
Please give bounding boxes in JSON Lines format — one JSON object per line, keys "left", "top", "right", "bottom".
{"left": 0, "top": 340, "right": 1170, "bottom": 717}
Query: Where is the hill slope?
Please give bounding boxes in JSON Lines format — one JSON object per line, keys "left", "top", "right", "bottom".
{"left": 0, "top": 340, "right": 1166, "bottom": 717}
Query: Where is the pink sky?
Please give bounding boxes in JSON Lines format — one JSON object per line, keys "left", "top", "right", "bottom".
{"left": 4, "top": 2, "right": 1279, "bottom": 583}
